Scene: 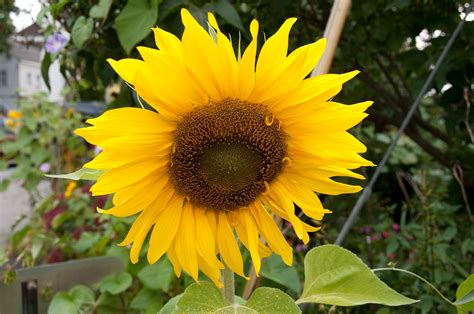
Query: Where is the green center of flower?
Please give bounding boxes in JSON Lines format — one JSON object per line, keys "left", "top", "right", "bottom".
{"left": 198, "top": 142, "right": 262, "bottom": 192}
{"left": 169, "top": 98, "right": 287, "bottom": 211}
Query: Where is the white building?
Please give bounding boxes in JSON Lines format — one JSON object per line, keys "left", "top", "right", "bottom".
{"left": 0, "top": 24, "right": 65, "bottom": 111}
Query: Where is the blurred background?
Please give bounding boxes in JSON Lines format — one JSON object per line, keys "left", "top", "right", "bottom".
{"left": 0, "top": 0, "right": 473, "bottom": 313}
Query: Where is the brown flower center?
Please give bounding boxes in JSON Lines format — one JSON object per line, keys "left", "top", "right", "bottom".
{"left": 169, "top": 98, "right": 287, "bottom": 211}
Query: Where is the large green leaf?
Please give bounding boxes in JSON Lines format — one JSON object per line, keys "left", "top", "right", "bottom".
{"left": 71, "top": 16, "right": 93, "bottom": 49}
{"left": 297, "top": 245, "right": 418, "bottom": 307}
{"left": 455, "top": 275, "right": 474, "bottom": 312}
{"left": 246, "top": 287, "right": 300, "bottom": 313}
{"left": 160, "top": 294, "right": 182, "bottom": 314}
{"left": 46, "top": 168, "right": 104, "bottom": 181}
{"left": 89, "top": 0, "right": 111, "bottom": 19}
{"left": 137, "top": 258, "right": 174, "bottom": 292}
{"left": 114, "top": 0, "right": 161, "bottom": 54}
{"left": 69, "top": 285, "right": 95, "bottom": 308}
{"left": 260, "top": 254, "right": 301, "bottom": 294}
{"left": 171, "top": 282, "right": 299, "bottom": 313}
{"left": 100, "top": 272, "right": 133, "bottom": 295}
{"left": 173, "top": 282, "right": 231, "bottom": 313}
{"left": 130, "top": 288, "right": 162, "bottom": 311}
{"left": 48, "top": 291, "right": 78, "bottom": 314}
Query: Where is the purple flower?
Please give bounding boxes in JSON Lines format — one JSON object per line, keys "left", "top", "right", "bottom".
{"left": 45, "top": 33, "right": 69, "bottom": 54}
{"left": 360, "top": 226, "right": 372, "bottom": 235}
{"left": 40, "top": 163, "right": 51, "bottom": 173}
{"left": 295, "top": 244, "right": 307, "bottom": 253}
{"left": 392, "top": 223, "right": 400, "bottom": 233}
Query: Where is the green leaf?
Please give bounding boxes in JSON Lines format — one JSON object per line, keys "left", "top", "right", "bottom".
{"left": 46, "top": 168, "right": 104, "bottom": 181}
{"left": 0, "top": 250, "right": 7, "bottom": 264}
{"left": 130, "top": 288, "right": 162, "bottom": 310}
{"left": 51, "top": 211, "right": 72, "bottom": 230}
{"left": 41, "top": 53, "right": 52, "bottom": 90}
{"left": 160, "top": 294, "right": 182, "bottom": 314}
{"left": 114, "top": 0, "right": 160, "bottom": 54}
{"left": 173, "top": 282, "right": 297, "bottom": 313}
{"left": 71, "top": 16, "right": 93, "bottom": 49}
{"left": 173, "top": 282, "right": 230, "bottom": 313}
{"left": 137, "top": 258, "right": 174, "bottom": 292}
{"left": 36, "top": 6, "right": 49, "bottom": 25}
{"left": 260, "top": 254, "right": 301, "bottom": 294}
{"left": 100, "top": 272, "right": 133, "bottom": 295}
{"left": 48, "top": 291, "right": 78, "bottom": 314}
{"left": 50, "top": 0, "right": 69, "bottom": 19}
{"left": 69, "top": 285, "right": 95, "bottom": 308}
{"left": 204, "top": 0, "right": 244, "bottom": 31}
{"left": 74, "top": 232, "right": 100, "bottom": 253}
{"left": 89, "top": 0, "right": 111, "bottom": 19}
{"left": 245, "top": 287, "right": 300, "bottom": 313}
{"left": 96, "top": 293, "right": 123, "bottom": 313}
{"left": 297, "top": 245, "right": 418, "bottom": 307}
{"left": 455, "top": 275, "right": 474, "bottom": 312}
{"left": 31, "top": 235, "right": 44, "bottom": 260}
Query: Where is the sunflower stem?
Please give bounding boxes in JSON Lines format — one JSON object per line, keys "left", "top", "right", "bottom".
{"left": 222, "top": 266, "right": 235, "bottom": 303}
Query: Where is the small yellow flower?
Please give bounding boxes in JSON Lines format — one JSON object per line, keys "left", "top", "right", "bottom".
{"left": 76, "top": 9, "right": 373, "bottom": 286}
{"left": 5, "top": 118, "right": 15, "bottom": 128}
{"left": 7, "top": 110, "right": 23, "bottom": 119}
{"left": 64, "top": 181, "right": 77, "bottom": 199}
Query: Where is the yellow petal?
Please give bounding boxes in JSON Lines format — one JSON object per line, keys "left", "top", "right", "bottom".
{"left": 284, "top": 101, "right": 372, "bottom": 133}
{"left": 107, "top": 58, "right": 144, "bottom": 84}
{"left": 90, "top": 161, "right": 165, "bottom": 195}
{"left": 167, "top": 242, "right": 182, "bottom": 277}
{"left": 251, "top": 39, "right": 326, "bottom": 104}
{"left": 197, "top": 254, "right": 223, "bottom": 288}
{"left": 152, "top": 27, "right": 182, "bottom": 58}
{"left": 147, "top": 196, "right": 184, "bottom": 264}
{"left": 180, "top": 8, "right": 222, "bottom": 100}
{"left": 237, "top": 19, "right": 259, "bottom": 100}
{"left": 174, "top": 202, "right": 199, "bottom": 280}
{"left": 256, "top": 18, "right": 297, "bottom": 76}
{"left": 98, "top": 177, "right": 168, "bottom": 217}
{"left": 235, "top": 208, "right": 261, "bottom": 274}
{"left": 271, "top": 71, "right": 360, "bottom": 113}
{"left": 250, "top": 203, "right": 293, "bottom": 266}
{"left": 194, "top": 209, "right": 224, "bottom": 270}
{"left": 217, "top": 212, "right": 247, "bottom": 278}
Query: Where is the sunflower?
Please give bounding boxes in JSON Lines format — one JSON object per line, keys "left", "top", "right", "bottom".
{"left": 75, "top": 9, "right": 373, "bottom": 286}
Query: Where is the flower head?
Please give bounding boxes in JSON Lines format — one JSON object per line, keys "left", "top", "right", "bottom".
{"left": 40, "top": 163, "right": 51, "bottom": 173}
{"left": 5, "top": 118, "right": 15, "bottom": 128}
{"left": 64, "top": 181, "right": 77, "bottom": 199}
{"left": 7, "top": 110, "right": 22, "bottom": 119}
{"left": 75, "top": 9, "right": 373, "bottom": 286}
{"left": 45, "top": 33, "right": 69, "bottom": 54}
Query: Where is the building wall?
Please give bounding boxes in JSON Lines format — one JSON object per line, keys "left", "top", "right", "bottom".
{"left": 18, "top": 59, "right": 48, "bottom": 97}
{"left": 0, "top": 54, "right": 20, "bottom": 110}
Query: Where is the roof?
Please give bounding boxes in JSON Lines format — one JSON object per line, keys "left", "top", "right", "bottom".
{"left": 16, "top": 24, "right": 41, "bottom": 37}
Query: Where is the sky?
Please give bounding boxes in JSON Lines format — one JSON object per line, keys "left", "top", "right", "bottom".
{"left": 10, "top": 0, "right": 42, "bottom": 31}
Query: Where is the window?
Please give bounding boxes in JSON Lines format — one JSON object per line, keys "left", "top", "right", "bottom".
{"left": 27, "top": 72, "right": 32, "bottom": 85}
{"left": 0, "top": 70, "right": 7, "bottom": 87}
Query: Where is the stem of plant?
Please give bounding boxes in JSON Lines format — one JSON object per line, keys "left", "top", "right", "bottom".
{"left": 222, "top": 266, "right": 235, "bottom": 303}
{"left": 372, "top": 267, "right": 455, "bottom": 306}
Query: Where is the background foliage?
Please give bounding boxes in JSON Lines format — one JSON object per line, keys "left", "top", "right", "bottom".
{"left": 1, "top": 0, "right": 473, "bottom": 313}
